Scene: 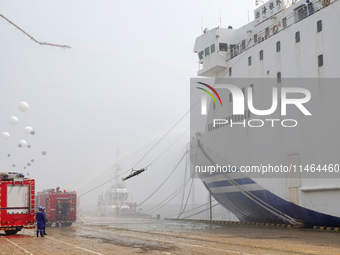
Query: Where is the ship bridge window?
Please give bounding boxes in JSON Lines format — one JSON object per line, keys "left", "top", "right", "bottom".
{"left": 219, "top": 43, "right": 228, "bottom": 51}
{"left": 211, "top": 44, "right": 215, "bottom": 53}
{"left": 298, "top": 7, "right": 307, "bottom": 20}
{"left": 254, "top": 34, "right": 258, "bottom": 43}
{"left": 248, "top": 56, "right": 252, "bottom": 66}
{"left": 260, "top": 50, "right": 264, "bottom": 60}
{"left": 229, "top": 67, "right": 232, "bottom": 77}
{"left": 276, "top": 41, "right": 281, "bottom": 52}
{"left": 317, "top": 20, "right": 322, "bottom": 32}
{"left": 318, "top": 54, "right": 323, "bottom": 67}
{"left": 198, "top": 51, "right": 204, "bottom": 60}
{"left": 232, "top": 45, "right": 240, "bottom": 56}
{"left": 283, "top": 17, "right": 287, "bottom": 28}
{"left": 241, "top": 40, "right": 246, "bottom": 51}
{"left": 230, "top": 44, "right": 237, "bottom": 58}
{"left": 205, "top": 47, "right": 210, "bottom": 56}
{"left": 296, "top": 6, "right": 307, "bottom": 22}
{"left": 295, "top": 31, "right": 300, "bottom": 43}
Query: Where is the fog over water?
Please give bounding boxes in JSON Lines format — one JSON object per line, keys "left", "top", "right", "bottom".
{"left": 0, "top": 0, "right": 259, "bottom": 212}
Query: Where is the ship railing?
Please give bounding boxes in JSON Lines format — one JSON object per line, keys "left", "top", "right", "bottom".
{"left": 227, "top": 0, "right": 324, "bottom": 61}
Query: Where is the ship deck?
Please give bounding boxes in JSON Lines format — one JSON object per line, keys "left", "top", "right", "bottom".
{"left": 1, "top": 217, "right": 339, "bottom": 254}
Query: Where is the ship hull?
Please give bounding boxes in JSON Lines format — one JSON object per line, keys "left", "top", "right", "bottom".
{"left": 199, "top": 172, "right": 340, "bottom": 227}
{"left": 191, "top": 137, "right": 340, "bottom": 227}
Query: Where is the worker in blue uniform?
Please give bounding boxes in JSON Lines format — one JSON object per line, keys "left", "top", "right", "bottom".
{"left": 36, "top": 206, "right": 45, "bottom": 237}
{"left": 306, "top": 0, "right": 314, "bottom": 14}
{"left": 41, "top": 207, "right": 48, "bottom": 235}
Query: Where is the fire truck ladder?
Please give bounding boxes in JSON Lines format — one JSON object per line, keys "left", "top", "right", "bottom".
{"left": 29, "top": 180, "right": 35, "bottom": 216}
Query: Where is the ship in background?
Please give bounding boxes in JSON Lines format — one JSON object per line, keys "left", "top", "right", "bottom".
{"left": 191, "top": 0, "right": 340, "bottom": 227}
{"left": 97, "top": 163, "right": 149, "bottom": 217}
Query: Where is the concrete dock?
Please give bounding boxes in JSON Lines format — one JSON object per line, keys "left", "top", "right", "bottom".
{"left": 0, "top": 218, "right": 339, "bottom": 254}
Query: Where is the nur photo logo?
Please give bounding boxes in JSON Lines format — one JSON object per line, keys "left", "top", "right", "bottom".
{"left": 195, "top": 82, "right": 312, "bottom": 128}
{"left": 196, "top": 82, "right": 222, "bottom": 115}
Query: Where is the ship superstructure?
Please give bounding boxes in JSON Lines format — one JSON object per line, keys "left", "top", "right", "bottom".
{"left": 98, "top": 164, "right": 147, "bottom": 217}
{"left": 194, "top": 0, "right": 337, "bottom": 79}
{"left": 98, "top": 181, "right": 137, "bottom": 216}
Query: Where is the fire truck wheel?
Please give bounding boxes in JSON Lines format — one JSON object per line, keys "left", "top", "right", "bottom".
{"left": 5, "top": 230, "right": 18, "bottom": 235}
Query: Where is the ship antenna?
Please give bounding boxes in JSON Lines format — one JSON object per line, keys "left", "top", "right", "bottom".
{"left": 201, "top": 16, "right": 203, "bottom": 34}
{"left": 219, "top": 8, "right": 222, "bottom": 27}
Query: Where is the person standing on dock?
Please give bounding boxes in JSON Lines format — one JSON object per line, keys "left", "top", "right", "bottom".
{"left": 41, "top": 207, "right": 48, "bottom": 235}
{"left": 36, "top": 206, "right": 45, "bottom": 237}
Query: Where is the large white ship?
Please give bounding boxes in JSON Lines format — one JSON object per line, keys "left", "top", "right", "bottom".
{"left": 191, "top": 0, "right": 340, "bottom": 227}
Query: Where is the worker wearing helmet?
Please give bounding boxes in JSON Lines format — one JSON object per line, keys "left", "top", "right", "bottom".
{"left": 41, "top": 207, "right": 48, "bottom": 235}
{"left": 36, "top": 206, "right": 45, "bottom": 237}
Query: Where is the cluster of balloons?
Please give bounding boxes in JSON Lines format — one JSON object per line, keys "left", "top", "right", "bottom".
{"left": 1, "top": 102, "right": 34, "bottom": 146}
{"left": 2, "top": 101, "right": 47, "bottom": 172}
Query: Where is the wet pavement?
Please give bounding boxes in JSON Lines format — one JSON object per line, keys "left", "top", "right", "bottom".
{"left": 0, "top": 217, "right": 339, "bottom": 254}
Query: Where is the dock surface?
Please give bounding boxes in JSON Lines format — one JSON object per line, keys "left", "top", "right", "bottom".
{"left": 1, "top": 218, "right": 339, "bottom": 254}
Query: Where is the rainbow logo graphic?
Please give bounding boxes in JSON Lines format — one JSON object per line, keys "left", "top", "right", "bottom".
{"left": 196, "top": 82, "right": 222, "bottom": 115}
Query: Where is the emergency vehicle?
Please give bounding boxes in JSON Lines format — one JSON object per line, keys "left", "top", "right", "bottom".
{"left": 36, "top": 187, "right": 76, "bottom": 227}
{"left": 0, "top": 172, "right": 35, "bottom": 235}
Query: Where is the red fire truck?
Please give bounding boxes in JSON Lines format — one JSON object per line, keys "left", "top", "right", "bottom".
{"left": 36, "top": 187, "right": 77, "bottom": 227}
{"left": 0, "top": 172, "right": 35, "bottom": 235}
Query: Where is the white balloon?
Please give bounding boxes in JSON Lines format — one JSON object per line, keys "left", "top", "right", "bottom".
{"left": 19, "top": 140, "right": 27, "bottom": 147}
{"left": 24, "top": 126, "right": 33, "bottom": 134}
{"left": 18, "top": 102, "right": 29, "bottom": 112}
{"left": 9, "top": 116, "right": 19, "bottom": 125}
{"left": 2, "top": 132, "right": 10, "bottom": 140}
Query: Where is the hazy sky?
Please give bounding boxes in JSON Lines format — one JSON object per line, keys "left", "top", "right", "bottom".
{"left": 0, "top": 0, "right": 259, "bottom": 210}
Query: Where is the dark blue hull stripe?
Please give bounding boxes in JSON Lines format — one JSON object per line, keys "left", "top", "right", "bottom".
{"left": 234, "top": 178, "right": 256, "bottom": 185}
